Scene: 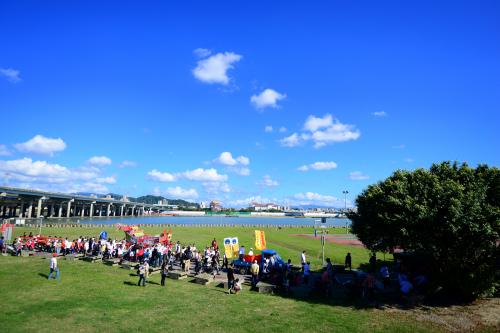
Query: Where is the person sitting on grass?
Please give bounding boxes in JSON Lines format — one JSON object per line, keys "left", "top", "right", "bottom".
{"left": 231, "top": 278, "right": 242, "bottom": 294}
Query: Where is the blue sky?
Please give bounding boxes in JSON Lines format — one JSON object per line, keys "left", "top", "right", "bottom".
{"left": 0, "top": 1, "right": 499, "bottom": 208}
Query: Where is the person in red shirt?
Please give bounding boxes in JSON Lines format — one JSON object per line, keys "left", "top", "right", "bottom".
{"left": 211, "top": 238, "right": 218, "bottom": 251}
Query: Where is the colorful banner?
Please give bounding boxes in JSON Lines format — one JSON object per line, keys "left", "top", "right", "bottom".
{"left": 224, "top": 237, "right": 239, "bottom": 258}
{"left": 254, "top": 230, "right": 267, "bottom": 250}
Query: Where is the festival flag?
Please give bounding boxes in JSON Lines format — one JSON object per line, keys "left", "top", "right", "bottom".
{"left": 231, "top": 237, "right": 239, "bottom": 257}
{"left": 254, "top": 230, "right": 267, "bottom": 250}
{"left": 224, "top": 237, "right": 233, "bottom": 258}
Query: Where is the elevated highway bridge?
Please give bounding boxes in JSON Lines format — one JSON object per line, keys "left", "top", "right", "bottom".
{"left": 0, "top": 186, "right": 170, "bottom": 220}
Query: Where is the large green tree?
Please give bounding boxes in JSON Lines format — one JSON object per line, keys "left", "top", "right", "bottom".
{"left": 349, "top": 162, "right": 500, "bottom": 299}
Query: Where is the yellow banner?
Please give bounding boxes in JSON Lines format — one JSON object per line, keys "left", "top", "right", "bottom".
{"left": 224, "top": 237, "right": 239, "bottom": 258}
{"left": 254, "top": 230, "right": 266, "bottom": 250}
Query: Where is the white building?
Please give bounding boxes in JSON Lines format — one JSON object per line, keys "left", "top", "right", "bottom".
{"left": 251, "top": 202, "right": 283, "bottom": 211}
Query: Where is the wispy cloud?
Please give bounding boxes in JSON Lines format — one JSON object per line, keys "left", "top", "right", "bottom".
{"left": 349, "top": 171, "right": 369, "bottom": 180}
{"left": 372, "top": 111, "right": 387, "bottom": 117}
{"left": 87, "top": 156, "right": 112, "bottom": 166}
{"left": 257, "top": 175, "right": 279, "bottom": 187}
{"left": 193, "top": 48, "right": 212, "bottom": 58}
{"left": 0, "top": 144, "right": 11, "bottom": 156}
{"left": 0, "top": 68, "right": 21, "bottom": 83}
{"left": 298, "top": 161, "right": 338, "bottom": 172}
{"left": 119, "top": 160, "right": 137, "bottom": 168}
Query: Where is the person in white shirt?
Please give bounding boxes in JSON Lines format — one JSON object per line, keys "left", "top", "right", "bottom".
{"left": 301, "top": 250, "right": 307, "bottom": 271}
{"left": 48, "top": 254, "right": 60, "bottom": 280}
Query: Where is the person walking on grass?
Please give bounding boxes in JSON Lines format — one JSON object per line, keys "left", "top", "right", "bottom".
{"left": 48, "top": 253, "right": 60, "bottom": 280}
{"left": 301, "top": 250, "right": 307, "bottom": 271}
{"left": 227, "top": 264, "right": 235, "bottom": 294}
{"left": 138, "top": 261, "right": 147, "bottom": 287}
{"left": 161, "top": 262, "right": 169, "bottom": 286}
{"left": 345, "top": 253, "right": 352, "bottom": 271}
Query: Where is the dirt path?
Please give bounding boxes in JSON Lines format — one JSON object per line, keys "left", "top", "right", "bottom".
{"left": 292, "top": 233, "right": 365, "bottom": 247}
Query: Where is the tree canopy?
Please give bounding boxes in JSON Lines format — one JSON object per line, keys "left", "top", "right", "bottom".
{"left": 349, "top": 161, "right": 500, "bottom": 299}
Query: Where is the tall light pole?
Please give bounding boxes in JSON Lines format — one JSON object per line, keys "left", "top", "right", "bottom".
{"left": 342, "top": 190, "right": 349, "bottom": 212}
{"left": 342, "top": 190, "right": 349, "bottom": 234}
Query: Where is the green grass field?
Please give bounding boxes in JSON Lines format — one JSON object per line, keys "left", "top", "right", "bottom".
{"left": 0, "top": 226, "right": 442, "bottom": 333}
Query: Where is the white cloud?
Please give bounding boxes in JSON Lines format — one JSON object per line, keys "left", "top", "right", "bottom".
{"left": 0, "top": 158, "right": 113, "bottom": 194}
{"left": 14, "top": 135, "right": 66, "bottom": 156}
{"left": 182, "top": 168, "right": 228, "bottom": 182}
{"left": 147, "top": 169, "right": 177, "bottom": 182}
{"left": 87, "top": 156, "right": 112, "bottom": 166}
{"left": 119, "top": 160, "right": 137, "bottom": 168}
{"left": 257, "top": 175, "right": 279, "bottom": 187}
{"left": 216, "top": 152, "right": 238, "bottom": 166}
{"left": 165, "top": 186, "right": 199, "bottom": 200}
{"left": 372, "top": 111, "right": 387, "bottom": 117}
{"left": 292, "top": 192, "right": 348, "bottom": 207}
{"left": 0, "top": 68, "right": 21, "bottom": 83}
{"left": 96, "top": 176, "right": 117, "bottom": 184}
{"left": 203, "top": 182, "right": 231, "bottom": 194}
{"left": 280, "top": 133, "right": 301, "bottom": 147}
{"left": 214, "top": 152, "right": 250, "bottom": 176}
{"left": 0, "top": 144, "right": 11, "bottom": 156}
{"left": 192, "top": 51, "right": 242, "bottom": 85}
{"left": 404, "top": 158, "right": 414, "bottom": 163}
{"left": 250, "top": 89, "right": 286, "bottom": 109}
{"left": 236, "top": 156, "right": 249, "bottom": 166}
{"left": 193, "top": 48, "right": 212, "bottom": 58}
{"left": 228, "top": 166, "right": 250, "bottom": 176}
{"left": 298, "top": 161, "right": 338, "bottom": 172}
{"left": 303, "top": 114, "right": 334, "bottom": 132}
{"left": 281, "top": 114, "right": 360, "bottom": 148}
{"left": 349, "top": 171, "right": 369, "bottom": 180}
{"left": 148, "top": 167, "right": 228, "bottom": 183}
{"left": 278, "top": 126, "right": 287, "bottom": 133}
{"left": 265, "top": 125, "right": 273, "bottom": 133}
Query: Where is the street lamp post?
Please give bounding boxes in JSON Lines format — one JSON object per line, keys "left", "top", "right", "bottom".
{"left": 342, "top": 190, "right": 349, "bottom": 234}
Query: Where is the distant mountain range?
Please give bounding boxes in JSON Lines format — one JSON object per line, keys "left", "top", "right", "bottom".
{"left": 72, "top": 192, "right": 199, "bottom": 208}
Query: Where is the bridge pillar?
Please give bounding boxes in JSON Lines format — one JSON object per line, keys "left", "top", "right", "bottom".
{"left": 36, "top": 198, "right": 43, "bottom": 218}
{"left": 27, "top": 202, "right": 33, "bottom": 218}
{"left": 58, "top": 205, "right": 63, "bottom": 218}
{"left": 90, "top": 203, "right": 94, "bottom": 217}
{"left": 67, "top": 201, "right": 72, "bottom": 218}
{"left": 19, "top": 202, "right": 24, "bottom": 218}
{"left": 107, "top": 204, "right": 111, "bottom": 216}
{"left": 49, "top": 204, "right": 54, "bottom": 217}
{"left": 81, "top": 204, "right": 85, "bottom": 217}
{"left": 120, "top": 205, "right": 124, "bottom": 216}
